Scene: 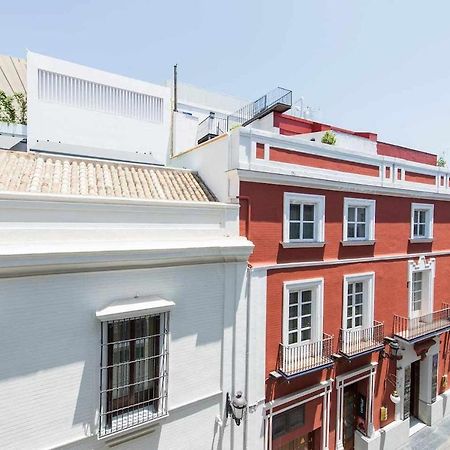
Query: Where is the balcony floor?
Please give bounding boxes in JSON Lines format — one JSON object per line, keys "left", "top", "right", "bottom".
{"left": 340, "top": 340, "right": 384, "bottom": 359}
{"left": 394, "top": 318, "right": 450, "bottom": 342}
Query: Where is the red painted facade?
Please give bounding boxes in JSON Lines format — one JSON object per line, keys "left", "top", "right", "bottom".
{"left": 240, "top": 113, "right": 449, "bottom": 450}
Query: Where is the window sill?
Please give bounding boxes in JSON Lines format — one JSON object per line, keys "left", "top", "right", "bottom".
{"left": 341, "top": 240, "right": 375, "bottom": 247}
{"left": 281, "top": 241, "right": 326, "bottom": 249}
{"left": 409, "top": 238, "right": 433, "bottom": 244}
{"left": 99, "top": 413, "right": 168, "bottom": 443}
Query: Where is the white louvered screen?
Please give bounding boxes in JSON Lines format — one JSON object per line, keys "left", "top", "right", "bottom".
{"left": 37, "top": 69, "right": 163, "bottom": 123}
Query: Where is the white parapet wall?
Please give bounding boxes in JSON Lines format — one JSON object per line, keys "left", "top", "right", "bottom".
{"left": 27, "top": 51, "right": 171, "bottom": 165}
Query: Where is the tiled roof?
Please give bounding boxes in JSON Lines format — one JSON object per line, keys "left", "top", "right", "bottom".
{"left": 0, "top": 150, "right": 216, "bottom": 202}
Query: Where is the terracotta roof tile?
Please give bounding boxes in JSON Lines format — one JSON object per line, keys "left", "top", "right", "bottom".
{"left": 0, "top": 150, "right": 217, "bottom": 202}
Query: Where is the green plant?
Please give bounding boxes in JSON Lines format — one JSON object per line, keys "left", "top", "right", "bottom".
{"left": 321, "top": 130, "right": 336, "bottom": 145}
{"left": 437, "top": 155, "right": 446, "bottom": 168}
{"left": 0, "top": 89, "right": 27, "bottom": 125}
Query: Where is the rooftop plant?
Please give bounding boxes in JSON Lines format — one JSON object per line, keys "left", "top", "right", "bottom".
{"left": 321, "top": 130, "right": 336, "bottom": 145}
{"left": 0, "top": 90, "right": 27, "bottom": 125}
{"left": 437, "top": 155, "right": 446, "bottom": 168}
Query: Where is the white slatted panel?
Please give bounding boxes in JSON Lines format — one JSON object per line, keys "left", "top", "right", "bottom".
{"left": 37, "top": 69, "right": 163, "bottom": 123}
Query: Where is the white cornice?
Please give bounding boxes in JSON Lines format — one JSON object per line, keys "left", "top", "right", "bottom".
{"left": 0, "top": 240, "right": 254, "bottom": 278}
{"left": 251, "top": 249, "right": 450, "bottom": 271}
{"left": 236, "top": 169, "right": 450, "bottom": 202}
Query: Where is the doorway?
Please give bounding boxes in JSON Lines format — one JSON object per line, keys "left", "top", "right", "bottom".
{"left": 277, "top": 432, "right": 314, "bottom": 450}
{"left": 410, "top": 360, "right": 421, "bottom": 419}
{"left": 343, "top": 385, "right": 357, "bottom": 450}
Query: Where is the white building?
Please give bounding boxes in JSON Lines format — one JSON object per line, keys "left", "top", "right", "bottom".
{"left": 0, "top": 52, "right": 258, "bottom": 450}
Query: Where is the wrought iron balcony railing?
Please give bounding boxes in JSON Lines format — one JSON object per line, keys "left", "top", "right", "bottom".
{"left": 278, "top": 333, "right": 333, "bottom": 377}
{"left": 227, "top": 87, "right": 292, "bottom": 130}
{"left": 339, "top": 321, "right": 384, "bottom": 358}
{"left": 393, "top": 306, "right": 450, "bottom": 342}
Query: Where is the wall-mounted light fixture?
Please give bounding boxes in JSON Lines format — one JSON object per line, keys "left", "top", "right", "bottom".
{"left": 226, "top": 391, "right": 247, "bottom": 426}
{"left": 380, "top": 338, "right": 402, "bottom": 360}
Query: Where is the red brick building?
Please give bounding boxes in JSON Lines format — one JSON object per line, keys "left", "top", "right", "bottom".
{"left": 174, "top": 89, "right": 450, "bottom": 450}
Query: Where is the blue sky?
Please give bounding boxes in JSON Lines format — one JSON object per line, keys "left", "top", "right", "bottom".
{"left": 3, "top": 0, "right": 450, "bottom": 155}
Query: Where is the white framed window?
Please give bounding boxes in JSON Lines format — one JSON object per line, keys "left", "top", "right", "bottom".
{"left": 410, "top": 203, "right": 434, "bottom": 240}
{"left": 343, "top": 198, "right": 376, "bottom": 244}
{"left": 283, "top": 193, "right": 325, "bottom": 247}
{"left": 408, "top": 257, "right": 435, "bottom": 318}
{"left": 96, "top": 296, "right": 174, "bottom": 438}
{"left": 342, "top": 273, "right": 375, "bottom": 330}
{"left": 283, "top": 278, "right": 324, "bottom": 346}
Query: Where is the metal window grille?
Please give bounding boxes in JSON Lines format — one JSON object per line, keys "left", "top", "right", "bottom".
{"left": 99, "top": 312, "right": 169, "bottom": 437}
{"left": 38, "top": 69, "right": 164, "bottom": 123}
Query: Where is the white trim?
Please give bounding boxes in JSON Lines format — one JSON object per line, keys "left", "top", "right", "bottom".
{"left": 283, "top": 192, "right": 325, "bottom": 244}
{"left": 343, "top": 197, "right": 376, "bottom": 242}
{"left": 341, "top": 240, "right": 375, "bottom": 247}
{"left": 283, "top": 278, "right": 324, "bottom": 345}
{"left": 265, "top": 379, "right": 332, "bottom": 450}
{"left": 410, "top": 203, "right": 434, "bottom": 240}
{"left": 336, "top": 362, "right": 378, "bottom": 449}
{"left": 342, "top": 273, "right": 375, "bottom": 330}
{"left": 236, "top": 169, "right": 450, "bottom": 203}
{"left": 280, "top": 241, "right": 325, "bottom": 248}
{"left": 96, "top": 295, "right": 175, "bottom": 321}
{"left": 252, "top": 249, "right": 450, "bottom": 271}
{"left": 407, "top": 256, "right": 436, "bottom": 318}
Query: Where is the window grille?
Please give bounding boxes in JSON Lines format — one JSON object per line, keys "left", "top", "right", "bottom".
{"left": 38, "top": 69, "right": 164, "bottom": 123}
{"left": 99, "top": 312, "right": 169, "bottom": 437}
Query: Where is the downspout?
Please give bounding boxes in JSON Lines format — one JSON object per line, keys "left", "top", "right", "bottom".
{"left": 244, "top": 262, "right": 252, "bottom": 449}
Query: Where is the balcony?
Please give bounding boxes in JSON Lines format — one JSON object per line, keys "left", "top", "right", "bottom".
{"left": 339, "top": 321, "right": 384, "bottom": 358}
{"left": 393, "top": 306, "right": 450, "bottom": 342}
{"left": 196, "top": 113, "right": 228, "bottom": 144}
{"left": 227, "top": 87, "right": 292, "bottom": 130}
{"left": 278, "top": 333, "right": 334, "bottom": 378}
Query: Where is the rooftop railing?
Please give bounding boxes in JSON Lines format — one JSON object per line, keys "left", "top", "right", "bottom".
{"left": 227, "top": 87, "right": 292, "bottom": 130}
{"left": 278, "top": 333, "right": 333, "bottom": 377}
{"left": 197, "top": 114, "right": 227, "bottom": 144}
{"left": 393, "top": 306, "right": 450, "bottom": 342}
{"left": 339, "top": 321, "right": 384, "bottom": 358}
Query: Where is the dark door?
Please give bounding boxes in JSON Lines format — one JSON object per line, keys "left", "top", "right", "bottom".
{"left": 343, "top": 386, "right": 356, "bottom": 450}
{"left": 278, "top": 432, "right": 314, "bottom": 450}
{"left": 410, "top": 360, "right": 421, "bottom": 418}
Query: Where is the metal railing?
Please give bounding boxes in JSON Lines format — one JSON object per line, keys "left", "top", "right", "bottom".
{"left": 339, "top": 321, "right": 384, "bottom": 357}
{"left": 278, "top": 333, "right": 333, "bottom": 376}
{"left": 196, "top": 114, "right": 228, "bottom": 144}
{"left": 227, "top": 87, "right": 292, "bottom": 130}
{"left": 393, "top": 306, "right": 450, "bottom": 341}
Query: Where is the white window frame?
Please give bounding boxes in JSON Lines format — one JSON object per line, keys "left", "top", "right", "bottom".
{"left": 342, "top": 198, "right": 376, "bottom": 244}
{"left": 410, "top": 203, "right": 434, "bottom": 241}
{"left": 283, "top": 278, "right": 324, "bottom": 346}
{"left": 407, "top": 257, "right": 435, "bottom": 319}
{"left": 342, "top": 273, "right": 375, "bottom": 330}
{"left": 96, "top": 296, "right": 174, "bottom": 439}
{"left": 283, "top": 192, "right": 325, "bottom": 247}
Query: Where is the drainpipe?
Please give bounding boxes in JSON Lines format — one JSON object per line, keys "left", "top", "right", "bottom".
{"left": 237, "top": 195, "right": 251, "bottom": 239}
{"left": 243, "top": 263, "right": 252, "bottom": 449}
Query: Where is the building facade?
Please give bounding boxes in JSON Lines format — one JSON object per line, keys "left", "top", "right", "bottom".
{"left": 0, "top": 150, "right": 253, "bottom": 450}
{"left": 174, "top": 99, "right": 450, "bottom": 449}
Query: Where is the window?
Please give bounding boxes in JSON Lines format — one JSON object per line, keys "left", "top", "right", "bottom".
{"left": 288, "top": 289, "right": 312, "bottom": 344}
{"left": 99, "top": 313, "right": 169, "bottom": 437}
{"left": 284, "top": 279, "right": 323, "bottom": 346}
{"left": 411, "top": 203, "right": 434, "bottom": 240}
{"left": 343, "top": 273, "right": 375, "bottom": 330}
{"left": 411, "top": 271, "right": 423, "bottom": 312}
{"left": 343, "top": 198, "right": 375, "bottom": 243}
{"left": 272, "top": 404, "right": 305, "bottom": 440}
{"left": 283, "top": 193, "right": 325, "bottom": 246}
{"left": 346, "top": 281, "right": 364, "bottom": 328}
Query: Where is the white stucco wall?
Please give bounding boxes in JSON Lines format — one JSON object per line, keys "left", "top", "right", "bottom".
{"left": 27, "top": 51, "right": 171, "bottom": 165}
{"left": 0, "top": 261, "right": 251, "bottom": 450}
